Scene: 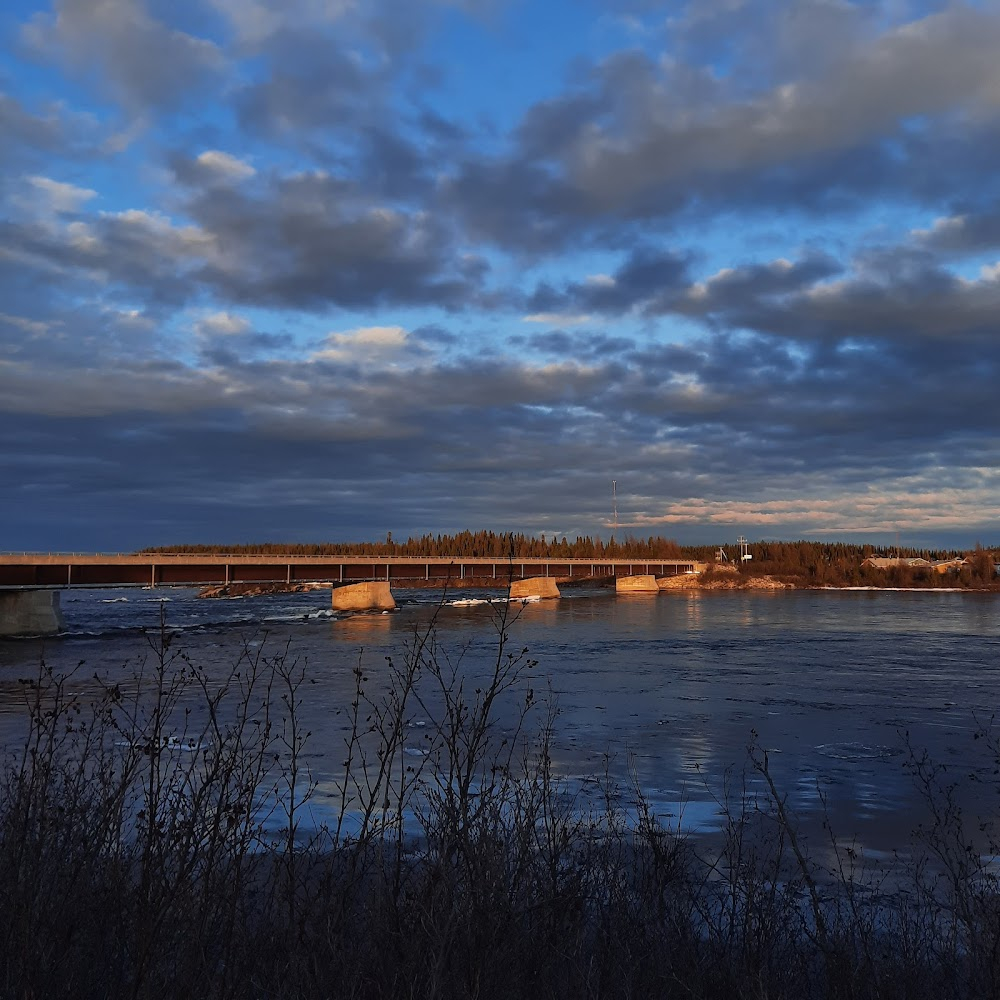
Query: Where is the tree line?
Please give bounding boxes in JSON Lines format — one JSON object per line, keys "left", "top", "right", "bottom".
{"left": 140, "top": 534, "right": 999, "bottom": 587}
{"left": 737, "top": 540, "right": 999, "bottom": 588}
{"left": 141, "top": 530, "right": 695, "bottom": 560}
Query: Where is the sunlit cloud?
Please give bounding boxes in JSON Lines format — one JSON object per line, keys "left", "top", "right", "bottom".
{"left": 196, "top": 312, "right": 253, "bottom": 337}
{"left": 194, "top": 150, "right": 256, "bottom": 181}
{"left": 620, "top": 485, "right": 1000, "bottom": 536}
{"left": 311, "top": 325, "right": 411, "bottom": 363}
{"left": 24, "top": 175, "right": 97, "bottom": 213}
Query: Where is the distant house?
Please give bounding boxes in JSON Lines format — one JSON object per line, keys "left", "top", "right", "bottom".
{"left": 931, "top": 558, "right": 969, "bottom": 575}
{"left": 861, "top": 557, "right": 932, "bottom": 570}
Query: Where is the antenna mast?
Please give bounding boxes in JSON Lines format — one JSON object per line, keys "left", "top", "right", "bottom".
{"left": 612, "top": 480, "right": 618, "bottom": 533}
{"left": 737, "top": 535, "right": 752, "bottom": 562}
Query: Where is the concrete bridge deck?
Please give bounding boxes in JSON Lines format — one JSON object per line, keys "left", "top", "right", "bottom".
{"left": 0, "top": 553, "right": 699, "bottom": 590}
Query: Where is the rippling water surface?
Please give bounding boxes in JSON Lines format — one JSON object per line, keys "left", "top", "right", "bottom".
{"left": 2, "top": 585, "right": 999, "bottom": 850}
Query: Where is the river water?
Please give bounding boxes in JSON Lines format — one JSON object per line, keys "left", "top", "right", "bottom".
{"left": 1, "top": 585, "right": 998, "bottom": 853}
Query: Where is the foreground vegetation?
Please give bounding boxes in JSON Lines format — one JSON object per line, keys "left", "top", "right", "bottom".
{"left": 4, "top": 606, "right": 1000, "bottom": 999}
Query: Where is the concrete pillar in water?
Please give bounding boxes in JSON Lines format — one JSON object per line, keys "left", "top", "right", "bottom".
{"left": 509, "top": 577, "right": 560, "bottom": 599}
{"left": 0, "top": 590, "right": 65, "bottom": 637}
{"left": 616, "top": 575, "right": 659, "bottom": 593}
{"left": 332, "top": 581, "right": 396, "bottom": 612}
{"left": 656, "top": 574, "right": 699, "bottom": 590}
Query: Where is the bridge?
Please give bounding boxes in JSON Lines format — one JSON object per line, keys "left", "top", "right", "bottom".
{"left": 0, "top": 553, "right": 701, "bottom": 635}
{"left": 0, "top": 552, "right": 698, "bottom": 589}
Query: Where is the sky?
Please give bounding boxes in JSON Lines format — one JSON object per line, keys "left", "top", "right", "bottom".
{"left": 3, "top": 0, "right": 1000, "bottom": 552}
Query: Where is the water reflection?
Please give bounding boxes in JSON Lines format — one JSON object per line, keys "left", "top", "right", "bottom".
{"left": 680, "top": 591, "right": 704, "bottom": 631}
{"left": 674, "top": 729, "right": 715, "bottom": 778}
{"left": 333, "top": 610, "right": 394, "bottom": 639}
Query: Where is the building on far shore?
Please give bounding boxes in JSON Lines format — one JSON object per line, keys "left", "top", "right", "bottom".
{"left": 931, "top": 558, "right": 969, "bottom": 575}
{"left": 860, "top": 556, "right": 974, "bottom": 575}
{"left": 861, "top": 557, "right": 933, "bottom": 570}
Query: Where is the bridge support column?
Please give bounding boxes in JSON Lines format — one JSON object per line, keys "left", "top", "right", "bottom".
{"left": 509, "top": 577, "right": 560, "bottom": 600}
{"left": 616, "top": 575, "right": 659, "bottom": 593}
{"left": 0, "top": 590, "right": 65, "bottom": 637}
{"left": 332, "top": 581, "right": 395, "bottom": 612}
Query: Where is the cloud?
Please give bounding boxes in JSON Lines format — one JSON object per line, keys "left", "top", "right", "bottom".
{"left": 1, "top": 294, "right": 998, "bottom": 547}
{"left": 525, "top": 247, "right": 692, "bottom": 317}
{"left": 444, "top": 4, "right": 1000, "bottom": 250}
{"left": 182, "top": 178, "right": 479, "bottom": 310}
{"left": 522, "top": 313, "right": 591, "bottom": 326}
{"left": 621, "top": 482, "right": 1000, "bottom": 536}
{"left": 206, "top": 0, "right": 355, "bottom": 46}
{"left": 168, "top": 149, "right": 258, "bottom": 189}
{"left": 23, "top": 0, "right": 226, "bottom": 112}
{"left": 196, "top": 311, "right": 252, "bottom": 337}
{"left": 913, "top": 208, "right": 1000, "bottom": 256}
{"left": 195, "top": 150, "right": 256, "bottom": 180}
{"left": 686, "top": 253, "right": 1000, "bottom": 348}
{"left": 5, "top": 0, "right": 1000, "bottom": 547}
{"left": 680, "top": 256, "right": 841, "bottom": 313}
{"left": 3, "top": 166, "right": 487, "bottom": 313}
{"left": 0, "top": 90, "right": 109, "bottom": 169}
{"left": 0, "top": 312, "right": 52, "bottom": 338}
{"left": 312, "top": 325, "right": 412, "bottom": 364}
{"left": 224, "top": 0, "right": 458, "bottom": 163}
{"left": 20, "top": 175, "right": 98, "bottom": 215}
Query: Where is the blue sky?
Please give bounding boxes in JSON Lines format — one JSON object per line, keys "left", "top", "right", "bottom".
{"left": 3, "top": 0, "right": 1000, "bottom": 551}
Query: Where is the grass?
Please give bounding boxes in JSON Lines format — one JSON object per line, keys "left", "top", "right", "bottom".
{"left": 2, "top": 601, "right": 1000, "bottom": 999}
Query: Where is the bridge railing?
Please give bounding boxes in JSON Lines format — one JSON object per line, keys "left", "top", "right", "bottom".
{"left": 0, "top": 552, "right": 699, "bottom": 563}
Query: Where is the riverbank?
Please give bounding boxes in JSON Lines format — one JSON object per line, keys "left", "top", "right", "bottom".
{"left": 658, "top": 571, "right": 791, "bottom": 590}
{"left": 197, "top": 580, "right": 333, "bottom": 598}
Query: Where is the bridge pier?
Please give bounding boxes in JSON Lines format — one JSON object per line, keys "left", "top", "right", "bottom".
{"left": 616, "top": 575, "right": 659, "bottom": 593}
{"left": 509, "top": 577, "right": 560, "bottom": 600}
{"left": 332, "top": 581, "right": 396, "bottom": 612}
{"left": 0, "top": 590, "right": 64, "bottom": 637}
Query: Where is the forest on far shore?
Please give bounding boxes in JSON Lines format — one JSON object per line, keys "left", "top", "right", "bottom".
{"left": 141, "top": 533, "right": 1000, "bottom": 589}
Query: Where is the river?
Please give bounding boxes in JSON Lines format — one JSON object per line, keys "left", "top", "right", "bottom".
{"left": 1, "top": 584, "right": 998, "bottom": 854}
